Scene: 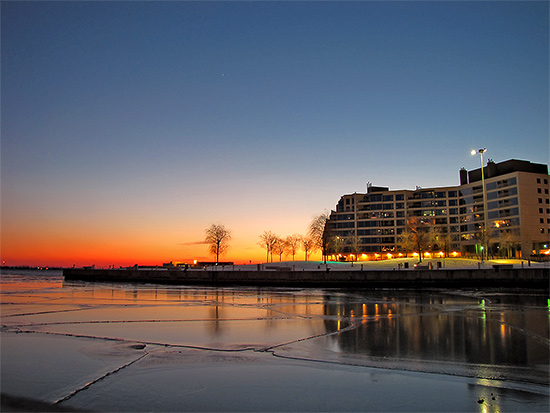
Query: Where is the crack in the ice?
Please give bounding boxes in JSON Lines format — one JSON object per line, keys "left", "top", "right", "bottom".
{"left": 1, "top": 308, "right": 91, "bottom": 318}
{"left": 54, "top": 350, "right": 150, "bottom": 405}
{"left": 7, "top": 316, "right": 291, "bottom": 328}
{"left": 4, "top": 328, "right": 258, "bottom": 353}
{"left": 259, "top": 316, "right": 360, "bottom": 352}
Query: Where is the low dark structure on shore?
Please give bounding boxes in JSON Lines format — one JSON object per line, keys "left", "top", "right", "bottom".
{"left": 63, "top": 267, "right": 549, "bottom": 289}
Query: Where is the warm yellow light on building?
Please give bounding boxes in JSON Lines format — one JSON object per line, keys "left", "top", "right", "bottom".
{"left": 413, "top": 252, "right": 418, "bottom": 257}
{"left": 452, "top": 251, "right": 458, "bottom": 257}
{"left": 387, "top": 253, "right": 392, "bottom": 259}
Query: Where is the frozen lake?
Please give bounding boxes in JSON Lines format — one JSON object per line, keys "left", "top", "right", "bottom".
{"left": 1, "top": 269, "right": 548, "bottom": 412}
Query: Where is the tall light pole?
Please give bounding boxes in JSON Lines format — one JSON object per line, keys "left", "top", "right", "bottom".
{"left": 471, "top": 148, "right": 488, "bottom": 262}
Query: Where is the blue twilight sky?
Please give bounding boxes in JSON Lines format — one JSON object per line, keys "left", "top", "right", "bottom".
{"left": 1, "top": 1, "right": 549, "bottom": 264}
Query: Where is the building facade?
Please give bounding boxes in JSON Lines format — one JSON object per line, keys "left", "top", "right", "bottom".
{"left": 325, "top": 159, "right": 550, "bottom": 260}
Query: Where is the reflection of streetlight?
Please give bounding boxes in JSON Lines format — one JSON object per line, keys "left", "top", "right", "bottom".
{"left": 471, "top": 148, "right": 488, "bottom": 262}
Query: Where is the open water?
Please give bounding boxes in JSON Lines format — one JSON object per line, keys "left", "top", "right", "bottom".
{"left": 1, "top": 269, "right": 548, "bottom": 412}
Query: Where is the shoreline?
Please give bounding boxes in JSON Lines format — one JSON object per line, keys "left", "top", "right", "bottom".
{"left": 63, "top": 267, "right": 549, "bottom": 289}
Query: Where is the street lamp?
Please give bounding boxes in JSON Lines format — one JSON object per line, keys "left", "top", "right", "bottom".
{"left": 471, "top": 148, "right": 488, "bottom": 262}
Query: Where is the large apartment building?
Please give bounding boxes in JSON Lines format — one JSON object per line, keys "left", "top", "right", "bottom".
{"left": 325, "top": 159, "right": 549, "bottom": 260}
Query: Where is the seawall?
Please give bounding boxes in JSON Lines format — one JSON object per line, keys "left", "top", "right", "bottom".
{"left": 63, "top": 267, "right": 549, "bottom": 289}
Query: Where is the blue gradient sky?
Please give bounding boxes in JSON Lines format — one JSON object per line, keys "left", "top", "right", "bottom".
{"left": 2, "top": 1, "right": 548, "bottom": 265}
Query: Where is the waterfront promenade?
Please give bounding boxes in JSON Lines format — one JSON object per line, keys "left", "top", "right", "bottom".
{"left": 64, "top": 259, "right": 549, "bottom": 289}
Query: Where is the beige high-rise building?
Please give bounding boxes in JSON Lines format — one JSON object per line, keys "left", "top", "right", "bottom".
{"left": 325, "top": 159, "right": 549, "bottom": 260}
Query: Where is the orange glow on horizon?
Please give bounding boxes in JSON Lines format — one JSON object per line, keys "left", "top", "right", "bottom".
{"left": 1, "top": 231, "right": 324, "bottom": 268}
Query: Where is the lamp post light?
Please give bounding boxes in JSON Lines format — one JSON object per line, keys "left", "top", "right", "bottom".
{"left": 471, "top": 148, "right": 488, "bottom": 262}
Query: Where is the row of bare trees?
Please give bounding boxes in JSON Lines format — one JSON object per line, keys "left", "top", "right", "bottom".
{"left": 258, "top": 232, "right": 313, "bottom": 262}
{"left": 396, "top": 217, "right": 522, "bottom": 261}
{"left": 257, "top": 213, "right": 329, "bottom": 262}
{"left": 323, "top": 215, "right": 523, "bottom": 262}
{"left": 203, "top": 214, "right": 330, "bottom": 264}
{"left": 204, "top": 214, "right": 521, "bottom": 264}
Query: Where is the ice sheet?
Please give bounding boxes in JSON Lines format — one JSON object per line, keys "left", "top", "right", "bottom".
{"left": 1, "top": 272, "right": 548, "bottom": 412}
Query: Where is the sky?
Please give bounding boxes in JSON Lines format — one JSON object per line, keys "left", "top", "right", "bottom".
{"left": 2, "top": 1, "right": 549, "bottom": 267}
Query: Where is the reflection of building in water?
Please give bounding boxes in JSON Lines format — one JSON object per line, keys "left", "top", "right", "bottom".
{"left": 326, "top": 159, "right": 549, "bottom": 260}
{"left": 323, "top": 291, "right": 549, "bottom": 368}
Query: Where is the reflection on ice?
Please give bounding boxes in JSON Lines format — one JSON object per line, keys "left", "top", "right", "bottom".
{"left": 1, "top": 271, "right": 548, "bottom": 412}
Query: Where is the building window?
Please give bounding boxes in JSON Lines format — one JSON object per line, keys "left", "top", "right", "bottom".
{"left": 539, "top": 198, "right": 543, "bottom": 203}
{"left": 545, "top": 179, "right": 548, "bottom": 185}
{"left": 541, "top": 228, "right": 545, "bottom": 234}
{"left": 540, "top": 208, "right": 544, "bottom": 213}
{"left": 546, "top": 189, "right": 549, "bottom": 194}
{"left": 537, "top": 178, "right": 541, "bottom": 184}
{"left": 541, "top": 218, "right": 545, "bottom": 224}
{"left": 538, "top": 188, "right": 542, "bottom": 193}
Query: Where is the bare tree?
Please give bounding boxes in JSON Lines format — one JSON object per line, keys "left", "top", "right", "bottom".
{"left": 258, "top": 231, "right": 278, "bottom": 263}
{"left": 397, "top": 229, "right": 415, "bottom": 258}
{"left": 406, "top": 217, "right": 431, "bottom": 262}
{"left": 309, "top": 212, "right": 330, "bottom": 262}
{"left": 429, "top": 227, "right": 454, "bottom": 257}
{"left": 301, "top": 236, "right": 315, "bottom": 261}
{"left": 272, "top": 236, "right": 285, "bottom": 261}
{"left": 348, "top": 235, "right": 362, "bottom": 261}
{"left": 497, "top": 230, "right": 522, "bottom": 258}
{"left": 285, "top": 234, "right": 301, "bottom": 261}
{"left": 204, "top": 224, "right": 231, "bottom": 265}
